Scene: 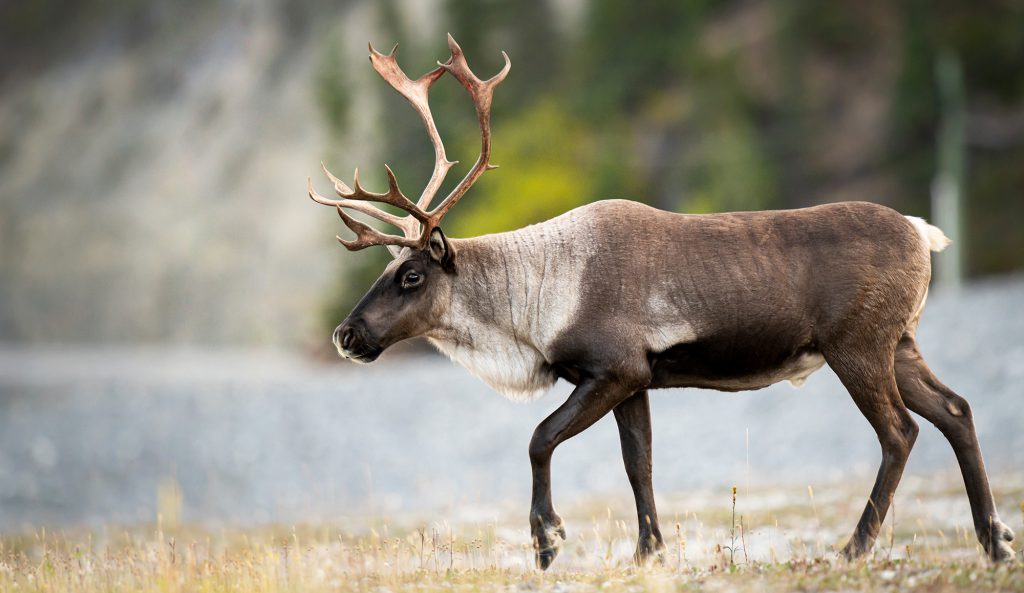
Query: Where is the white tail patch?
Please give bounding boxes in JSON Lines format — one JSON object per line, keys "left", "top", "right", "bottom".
{"left": 905, "top": 216, "right": 951, "bottom": 252}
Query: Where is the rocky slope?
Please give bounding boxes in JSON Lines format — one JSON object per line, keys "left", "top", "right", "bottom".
{"left": 0, "top": 0, "right": 392, "bottom": 345}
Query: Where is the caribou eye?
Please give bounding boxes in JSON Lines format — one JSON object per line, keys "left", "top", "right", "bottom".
{"left": 401, "top": 270, "right": 423, "bottom": 289}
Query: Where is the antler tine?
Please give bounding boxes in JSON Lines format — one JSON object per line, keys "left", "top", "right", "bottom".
{"left": 350, "top": 164, "right": 430, "bottom": 222}
{"left": 319, "top": 161, "right": 354, "bottom": 194}
{"left": 426, "top": 33, "right": 511, "bottom": 229}
{"left": 311, "top": 161, "right": 425, "bottom": 242}
{"left": 369, "top": 42, "right": 458, "bottom": 211}
{"left": 335, "top": 206, "right": 419, "bottom": 252}
{"left": 308, "top": 174, "right": 419, "bottom": 238}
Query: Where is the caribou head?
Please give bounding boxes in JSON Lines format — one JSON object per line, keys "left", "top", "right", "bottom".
{"left": 308, "top": 34, "right": 508, "bottom": 362}
{"left": 329, "top": 227, "right": 455, "bottom": 362}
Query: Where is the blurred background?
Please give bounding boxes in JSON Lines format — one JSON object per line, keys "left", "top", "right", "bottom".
{"left": 0, "top": 0, "right": 1022, "bottom": 533}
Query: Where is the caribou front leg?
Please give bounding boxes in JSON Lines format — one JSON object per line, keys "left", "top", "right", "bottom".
{"left": 614, "top": 390, "right": 665, "bottom": 563}
{"left": 529, "top": 375, "right": 640, "bottom": 569}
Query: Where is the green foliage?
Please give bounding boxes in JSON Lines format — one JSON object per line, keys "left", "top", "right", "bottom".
{"left": 448, "top": 101, "right": 597, "bottom": 236}
{"left": 446, "top": 0, "right": 563, "bottom": 104}
{"left": 929, "top": 0, "right": 1024, "bottom": 103}
{"left": 575, "top": 0, "right": 712, "bottom": 117}
{"left": 683, "top": 107, "right": 778, "bottom": 214}
{"left": 786, "top": 0, "right": 872, "bottom": 57}
{"left": 968, "top": 146, "right": 1024, "bottom": 275}
{"left": 681, "top": 47, "right": 779, "bottom": 213}
{"left": 314, "top": 33, "right": 351, "bottom": 137}
{"left": 888, "top": 0, "right": 941, "bottom": 214}
{"left": 887, "top": 0, "right": 1024, "bottom": 259}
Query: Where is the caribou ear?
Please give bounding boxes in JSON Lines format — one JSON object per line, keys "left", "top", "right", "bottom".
{"left": 386, "top": 244, "right": 404, "bottom": 259}
{"left": 427, "top": 227, "right": 456, "bottom": 272}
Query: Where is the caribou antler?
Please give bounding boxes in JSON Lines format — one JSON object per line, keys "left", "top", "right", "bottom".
{"left": 309, "top": 35, "right": 510, "bottom": 251}
{"left": 429, "top": 33, "right": 510, "bottom": 225}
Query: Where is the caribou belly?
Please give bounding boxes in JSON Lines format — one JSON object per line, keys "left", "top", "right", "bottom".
{"left": 650, "top": 341, "right": 826, "bottom": 392}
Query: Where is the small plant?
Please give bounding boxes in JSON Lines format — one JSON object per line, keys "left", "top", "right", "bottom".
{"left": 675, "top": 520, "right": 685, "bottom": 570}
{"left": 723, "top": 485, "right": 745, "bottom": 567}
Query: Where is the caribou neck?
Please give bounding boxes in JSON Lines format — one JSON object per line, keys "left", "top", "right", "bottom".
{"left": 443, "top": 231, "right": 553, "bottom": 349}
{"left": 424, "top": 220, "right": 593, "bottom": 401}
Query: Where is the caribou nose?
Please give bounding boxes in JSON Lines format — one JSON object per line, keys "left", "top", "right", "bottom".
{"left": 340, "top": 327, "right": 355, "bottom": 350}
{"left": 334, "top": 324, "right": 357, "bottom": 351}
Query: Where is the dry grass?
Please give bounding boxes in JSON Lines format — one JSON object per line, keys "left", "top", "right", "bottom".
{"left": 1, "top": 474, "right": 1021, "bottom": 592}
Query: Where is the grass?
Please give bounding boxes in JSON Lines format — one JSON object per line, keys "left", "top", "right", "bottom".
{"left": 1, "top": 474, "right": 1021, "bottom": 592}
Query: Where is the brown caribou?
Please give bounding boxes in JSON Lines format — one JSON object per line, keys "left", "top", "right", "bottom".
{"left": 307, "top": 35, "right": 1015, "bottom": 568}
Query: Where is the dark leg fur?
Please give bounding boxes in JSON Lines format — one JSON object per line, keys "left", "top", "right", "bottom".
{"left": 823, "top": 343, "right": 919, "bottom": 560}
{"left": 894, "top": 335, "right": 1014, "bottom": 562}
{"left": 613, "top": 390, "right": 665, "bottom": 564}
{"left": 529, "top": 376, "right": 636, "bottom": 569}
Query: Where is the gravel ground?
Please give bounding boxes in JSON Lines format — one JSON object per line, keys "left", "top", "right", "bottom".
{"left": 0, "top": 275, "right": 1021, "bottom": 532}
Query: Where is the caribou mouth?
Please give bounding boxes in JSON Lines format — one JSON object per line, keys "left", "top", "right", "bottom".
{"left": 348, "top": 351, "right": 380, "bottom": 364}
{"left": 337, "top": 345, "right": 382, "bottom": 363}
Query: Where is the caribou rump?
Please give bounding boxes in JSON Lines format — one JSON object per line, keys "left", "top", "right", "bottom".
{"left": 307, "top": 35, "right": 1015, "bottom": 568}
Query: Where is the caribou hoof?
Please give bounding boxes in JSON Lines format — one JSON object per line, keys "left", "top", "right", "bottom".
{"left": 634, "top": 541, "right": 666, "bottom": 566}
{"left": 532, "top": 516, "right": 566, "bottom": 570}
{"left": 536, "top": 544, "right": 559, "bottom": 570}
{"left": 986, "top": 520, "right": 1016, "bottom": 563}
{"left": 839, "top": 537, "right": 871, "bottom": 561}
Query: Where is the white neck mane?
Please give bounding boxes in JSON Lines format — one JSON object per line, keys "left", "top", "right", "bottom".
{"left": 426, "top": 215, "right": 593, "bottom": 401}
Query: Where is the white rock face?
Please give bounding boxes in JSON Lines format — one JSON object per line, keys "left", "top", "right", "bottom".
{"left": 0, "top": 0, "right": 390, "bottom": 345}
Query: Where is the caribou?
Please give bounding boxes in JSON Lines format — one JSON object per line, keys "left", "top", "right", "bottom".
{"left": 307, "top": 35, "right": 1015, "bottom": 568}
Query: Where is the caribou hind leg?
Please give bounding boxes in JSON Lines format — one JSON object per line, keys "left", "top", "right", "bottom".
{"left": 823, "top": 343, "right": 920, "bottom": 560}
{"left": 613, "top": 390, "right": 665, "bottom": 564}
{"left": 893, "top": 335, "right": 1015, "bottom": 561}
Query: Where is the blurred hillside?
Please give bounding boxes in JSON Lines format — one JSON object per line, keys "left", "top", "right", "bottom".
{"left": 0, "top": 0, "right": 356, "bottom": 344}
{"left": 2, "top": 0, "right": 1023, "bottom": 346}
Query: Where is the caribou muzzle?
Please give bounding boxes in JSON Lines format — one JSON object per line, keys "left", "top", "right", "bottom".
{"left": 333, "top": 319, "right": 383, "bottom": 363}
